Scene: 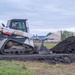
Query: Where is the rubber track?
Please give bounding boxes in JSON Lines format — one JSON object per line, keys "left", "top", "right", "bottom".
{"left": 0, "top": 54, "right": 75, "bottom": 64}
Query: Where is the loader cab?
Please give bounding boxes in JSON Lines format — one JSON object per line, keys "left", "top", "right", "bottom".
{"left": 7, "top": 19, "right": 29, "bottom": 32}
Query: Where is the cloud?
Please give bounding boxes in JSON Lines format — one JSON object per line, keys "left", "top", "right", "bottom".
{"left": 0, "top": 0, "right": 75, "bottom": 35}
{"left": 31, "top": 27, "right": 75, "bottom": 35}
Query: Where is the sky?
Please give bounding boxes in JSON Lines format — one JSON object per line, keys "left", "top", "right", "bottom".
{"left": 0, "top": 0, "right": 75, "bottom": 35}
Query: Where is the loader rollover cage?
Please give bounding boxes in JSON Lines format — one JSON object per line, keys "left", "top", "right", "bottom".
{"left": 7, "top": 19, "right": 28, "bottom": 32}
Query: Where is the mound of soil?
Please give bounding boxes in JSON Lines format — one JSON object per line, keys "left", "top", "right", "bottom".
{"left": 50, "top": 36, "right": 75, "bottom": 53}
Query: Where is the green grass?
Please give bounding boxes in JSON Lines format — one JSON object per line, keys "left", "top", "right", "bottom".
{"left": 44, "top": 43, "right": 57, "bottom": 49}
{"left": 0, "top": 60, "right": 75, "bottom": 75}
{"left": 34, "top": 42, "right": 57, "bottom": 49}
{"left": 0, "top": 61, "right": 34, "bottom": 75}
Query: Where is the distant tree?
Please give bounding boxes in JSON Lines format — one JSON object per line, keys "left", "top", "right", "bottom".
{"left": 61, "top": 31, "right": 74, "bottom": 41}
{"left": 46, "top": 32, "right": 52, "bottom": 36}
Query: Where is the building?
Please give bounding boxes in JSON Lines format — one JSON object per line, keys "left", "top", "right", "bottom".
{"left": 46, "top": 31, "right": 61, "bottom": 42}
{"left": 33, "top": 35, "right": 47, "bottom": 42}
{"left": 33, "top": 31, "right": 61, "bottom": 43}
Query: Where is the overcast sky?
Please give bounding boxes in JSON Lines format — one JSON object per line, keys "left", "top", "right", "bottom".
{"left": 0, "top": 0, "right": 75, "bottom": 35}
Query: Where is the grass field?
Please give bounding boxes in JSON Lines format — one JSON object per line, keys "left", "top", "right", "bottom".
{"left": 34, "top": 42, "right": 57, "bottom": 49}
{"left": 0, "top": 60, "right": 75, "bottom": 75}
{"left": 44, "top": 43, "right": 57, "bottom": 49}
{"left": 0, "top": 43, "right": 75, "bottom": 75}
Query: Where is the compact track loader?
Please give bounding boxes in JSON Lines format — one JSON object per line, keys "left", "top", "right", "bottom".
{"left": 0, "top": 19, "right": 50, "bottom": 55}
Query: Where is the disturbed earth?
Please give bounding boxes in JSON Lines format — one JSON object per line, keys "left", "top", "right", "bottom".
{"left": 0, "top": 54, "right": 75, "bottom": 64}
{"left": 0, "top": 36, "right": 75, "bottom": 64}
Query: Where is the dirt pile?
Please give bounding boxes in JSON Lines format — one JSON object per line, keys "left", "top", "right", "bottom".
{"left": 50, "top": 36, "right": 75, "bottom": 53}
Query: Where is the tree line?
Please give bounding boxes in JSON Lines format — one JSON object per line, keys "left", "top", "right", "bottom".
{"left": 61, "top": 31, "right": 74, "bottom": 41}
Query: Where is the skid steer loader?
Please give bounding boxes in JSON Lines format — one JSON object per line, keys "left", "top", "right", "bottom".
{"left": 0, "top": 19, "right": 50, "bottom": 55}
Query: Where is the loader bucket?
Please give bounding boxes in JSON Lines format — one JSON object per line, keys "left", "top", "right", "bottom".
{"left": 36, "top": 45, "right": 51, "bottom": 55}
